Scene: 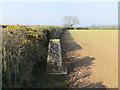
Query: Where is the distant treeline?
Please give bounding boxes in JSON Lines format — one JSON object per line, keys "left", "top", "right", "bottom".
{"left": 1, "top": 25, "right": 89, "bottom": 30}
{"left": 64, "top": 27, "right": 89, "bottom": 30}
{"left": 86, "top": 25, "right": 118, "bottom": 30}
{"left": 1, "top": 25, "right": 118, "bottom": 30}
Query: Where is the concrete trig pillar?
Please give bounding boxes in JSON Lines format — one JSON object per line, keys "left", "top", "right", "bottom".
{"left": 47, "top": 39, "right": 67, "bottom": 74}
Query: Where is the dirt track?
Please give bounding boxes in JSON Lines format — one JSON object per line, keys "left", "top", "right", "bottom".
{"left": 61, "top": 30, "right": 118, "bottom": 88}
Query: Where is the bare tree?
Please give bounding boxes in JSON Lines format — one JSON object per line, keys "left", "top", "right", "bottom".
{"left": 63, "top": 16, "right": 80, "bottom": 28}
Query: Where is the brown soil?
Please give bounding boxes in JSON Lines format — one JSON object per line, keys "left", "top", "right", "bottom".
{"left": 61, "top": 30, "right": 118, "bottom": 88}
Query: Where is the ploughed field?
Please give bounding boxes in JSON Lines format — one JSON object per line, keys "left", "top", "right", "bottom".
{"left": 61, "top": 30, "right": 118, "bottom": 88}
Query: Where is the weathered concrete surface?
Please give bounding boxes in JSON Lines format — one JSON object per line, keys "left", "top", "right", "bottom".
{"left": 47, "top": 39, "right": 67, "bottom": 74}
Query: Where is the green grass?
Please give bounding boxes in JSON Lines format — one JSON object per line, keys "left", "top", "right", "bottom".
{"left": 74, "top": 29, "right": 118, "bottom": 30}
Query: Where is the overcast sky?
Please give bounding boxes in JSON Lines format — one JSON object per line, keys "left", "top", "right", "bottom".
{"left": 0, "top": 2, "right": 118, "bottom": 26}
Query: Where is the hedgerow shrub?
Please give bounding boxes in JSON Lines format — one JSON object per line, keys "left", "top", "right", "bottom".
{"left": 2, "top": 25, "right": 64, "bottom": 88}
